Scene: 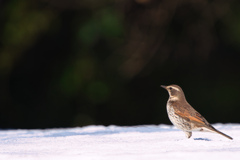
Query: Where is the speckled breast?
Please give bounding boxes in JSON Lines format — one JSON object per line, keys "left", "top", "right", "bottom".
{"left": 167, "top": 103, "right": 192, "bottom": 131}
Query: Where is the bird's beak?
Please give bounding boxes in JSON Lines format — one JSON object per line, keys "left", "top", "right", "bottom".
{"left": 160, "top": 85, "right": 167, "bottom": 89}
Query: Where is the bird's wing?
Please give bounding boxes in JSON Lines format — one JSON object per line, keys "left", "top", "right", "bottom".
{"left": 173, "top": 104, "right": 209, "bottom": 125}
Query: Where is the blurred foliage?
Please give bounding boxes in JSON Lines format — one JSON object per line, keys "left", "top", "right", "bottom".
{"left": 0, "top": 0, "right": 240, "bottom": 128}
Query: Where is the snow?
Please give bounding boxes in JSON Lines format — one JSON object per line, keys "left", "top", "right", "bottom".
{"left": 0, "top": 124, "right": 239, "bottom": 160}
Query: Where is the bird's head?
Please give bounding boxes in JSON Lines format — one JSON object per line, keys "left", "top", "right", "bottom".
{"left": 161, "top": 84, "right": 186, "bottom": 101}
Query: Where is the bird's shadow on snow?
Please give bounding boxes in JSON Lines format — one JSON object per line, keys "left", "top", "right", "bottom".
{"left": 193, "top": 138, "right": 211, "bottom": 141}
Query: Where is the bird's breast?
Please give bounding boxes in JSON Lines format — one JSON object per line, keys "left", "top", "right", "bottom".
{"left": 166, "top": 101, "right": 192, "bottom": 131}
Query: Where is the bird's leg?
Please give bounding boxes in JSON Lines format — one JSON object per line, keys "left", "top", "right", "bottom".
{"left": 184, "top": 131, "right": 192, "bottom": 138}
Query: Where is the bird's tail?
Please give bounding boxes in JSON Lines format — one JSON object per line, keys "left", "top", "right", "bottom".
{"left": 204, "top": 125, "right": 233, "bottom": 140}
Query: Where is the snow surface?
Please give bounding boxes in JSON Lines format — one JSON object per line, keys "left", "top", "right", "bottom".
{"left": 0, "top": 124, "right": 239, "bottom": 160}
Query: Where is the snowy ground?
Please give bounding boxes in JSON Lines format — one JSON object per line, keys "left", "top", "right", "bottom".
{"left": 0, "top": 124, "right": 239, "bottom": 160}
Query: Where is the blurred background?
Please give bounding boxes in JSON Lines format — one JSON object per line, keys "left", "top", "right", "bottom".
{"left": 0, "top": 0, "right": 240, "bottom": 129}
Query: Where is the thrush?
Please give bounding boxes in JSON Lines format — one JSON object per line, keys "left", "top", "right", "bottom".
{"left": 161, "top": 84, "right": 233, "bottom": 140}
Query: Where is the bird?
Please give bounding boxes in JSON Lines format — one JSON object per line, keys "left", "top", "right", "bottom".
{"left": 161, "top": 84, "right": 233, "bottom": 140}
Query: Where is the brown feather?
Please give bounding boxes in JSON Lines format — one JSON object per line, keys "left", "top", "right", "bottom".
{"left": 172, "top": 102, "right": 209, "bottom": 126}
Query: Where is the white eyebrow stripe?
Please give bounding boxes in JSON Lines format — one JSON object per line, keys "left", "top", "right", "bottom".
{"left": 170, "top": 86, "right": 180, "bottom": 91}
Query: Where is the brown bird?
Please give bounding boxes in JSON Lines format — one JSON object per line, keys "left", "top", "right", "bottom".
{"left": 161, "top": 84, "right": 233, "bottom": 140}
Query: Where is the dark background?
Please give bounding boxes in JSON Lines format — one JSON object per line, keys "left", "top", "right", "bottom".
{"left": 0, "top": 0, "right": 239, "bottom": 129}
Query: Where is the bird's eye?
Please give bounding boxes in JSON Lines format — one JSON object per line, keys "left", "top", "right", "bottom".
{"left": 169, "top": 87, "right": 172, "bottom": 90}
